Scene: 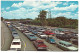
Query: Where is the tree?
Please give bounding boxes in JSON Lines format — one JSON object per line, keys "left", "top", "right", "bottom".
{"left": 39, "top": 10, "right": 47, "bottom": 26}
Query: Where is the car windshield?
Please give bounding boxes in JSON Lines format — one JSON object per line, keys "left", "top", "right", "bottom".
{"left": 12, "top": 42, "right": 20, "bottom": 45}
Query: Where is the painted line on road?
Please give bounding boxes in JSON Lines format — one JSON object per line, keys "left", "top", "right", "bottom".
{"left": 20, "top": 37, "right": 26, "bottom": 51}
{"left": 25, "top": 43, "right": 26, "bottom": 47}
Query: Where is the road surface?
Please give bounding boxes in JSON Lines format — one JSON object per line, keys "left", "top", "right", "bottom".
{"left": 1, "top": 21, "right": 13, "bottom": 51}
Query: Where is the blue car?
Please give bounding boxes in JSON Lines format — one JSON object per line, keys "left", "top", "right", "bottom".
{"left": 27, "top": 34, "right": 37, "bottom": 41}
{"left": 32, "top": 31, "right": 38, "bottom": 35}
{"left": 46, "top": 37, "right": 55, "bottom": 44}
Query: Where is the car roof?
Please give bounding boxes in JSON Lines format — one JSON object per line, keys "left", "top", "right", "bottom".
{"left": 59, "top": 41, "right": 72, "bottom": 45}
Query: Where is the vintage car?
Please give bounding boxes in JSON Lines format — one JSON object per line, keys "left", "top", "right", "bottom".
{"left": 33, "top": 40, "right": 47, "bottom": 50}
{"left": 46, "top": 36, "right": 55, "bottom": 44}
{"left": 12, "top": 31, "right": 19, "bottom": 39}
{"left": 10, "top": 39, "right": 21, "bottom": 51}
{"left": 44, "top": 30, "right": 55, "bottom": 35}
{"left": 23, "top": 30, "right": 30, "bottom": 35}
{"left": 57, "top": 41, "right": 78, "bottom": 51}
{"left": 56, "top": 33, "right": 72, "bottom": 41}
{"left": 27, "top": 34, "right": 37, "bottom": 41}
{"left": 37, "top": 33, "right": 47, "bottom": 39}
{"left": 32, "top": 30, "right": 38, "bottom": 35}
{"left": 11, "top": 28, "right": 16, "bottom": 32}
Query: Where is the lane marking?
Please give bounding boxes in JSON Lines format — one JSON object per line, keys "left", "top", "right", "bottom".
{"left": 21, "top": 38, "right": 26, "bottom": 51}
{"left": 25, "top": 43, "right": 26, "bottom": 47}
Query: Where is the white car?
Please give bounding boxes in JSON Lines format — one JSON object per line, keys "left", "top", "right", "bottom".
{"left": 23, "top": 31, "right": 30, "bottom": 35}
{"left": 10, "top": 39, "right": 21, "bottom": 51}
{"left": 38, "top": 33, "right": 47, "bottom": 38}
{"left": 16, "top": 27, "right": 20, "bottom": 29}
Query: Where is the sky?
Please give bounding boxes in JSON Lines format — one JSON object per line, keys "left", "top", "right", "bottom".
{"left": 1, "top": 1, "right": 78, "bottom": 19}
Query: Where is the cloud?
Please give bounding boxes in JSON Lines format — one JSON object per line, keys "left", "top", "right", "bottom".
{"left": 63, "top": 3, "right": 68, "bottom": 5}
{"left": 52, "top": 12, "right": 78, "bottom": 19}
{"left": 1, "top": 7, "right": 39, "bottom": 19}
{"left": 11, "top": 1, "right": 62, "bottom": 9}
{"left": 6, "top": 7, "right": 10, "bottom": 10}
{"left": 51, "top": 4, "right": 78, "bottom": 11}
{"left": 1, "top": 8, "right": 4, "bottom": 10}
{"left": 11, "top": 2, "right": 23, "bottom": 7}
{"left": 2, "top": 1, "right": 78, "bottom": 19}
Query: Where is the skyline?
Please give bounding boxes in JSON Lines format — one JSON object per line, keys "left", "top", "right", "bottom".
{"left": 1, "top": 1, "right": 78, "bottom": 19}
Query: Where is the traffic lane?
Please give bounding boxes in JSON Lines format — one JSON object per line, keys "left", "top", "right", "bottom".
{"left": 15, "top": 28, "right": 37, "bottom": 51}
{"left": 1, "top": 22, "right": 13, "bottom": 51}
{"left": 35, "top": 35, "right": 63, "bottom": 51}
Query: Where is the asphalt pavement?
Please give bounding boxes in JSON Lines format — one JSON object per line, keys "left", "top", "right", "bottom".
{"left": 1, "top": 21, "right": 13, "bottom": 51}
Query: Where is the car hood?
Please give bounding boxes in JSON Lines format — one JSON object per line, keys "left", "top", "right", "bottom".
{"left": 67, "top": 46, "right": 78, "bottom": 51}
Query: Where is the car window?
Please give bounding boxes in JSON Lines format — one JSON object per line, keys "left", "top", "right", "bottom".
{"left": 12, "top": 42, "right": 20, "bottom": 45}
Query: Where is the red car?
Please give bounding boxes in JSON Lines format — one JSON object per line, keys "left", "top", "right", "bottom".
{"left": 44, "top": 31, "right": 55, "bottom": 35}
{"left": 33, "top": 40, "right": 47, "bottom": 50}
